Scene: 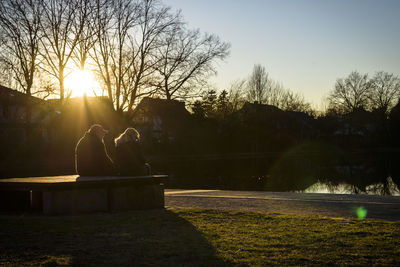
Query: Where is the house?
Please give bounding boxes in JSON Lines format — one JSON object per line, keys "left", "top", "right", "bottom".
{"left": 130, "top": 97, "right": 192, "bottom": 143}
{"left": 237, "top": 101, "right": 315, "bottom": 140}
{"left": 46, "top": 95, "right": 124, "bottom": 135}
{"left": 0, "top": 85, "right": 51, "bottom": 144}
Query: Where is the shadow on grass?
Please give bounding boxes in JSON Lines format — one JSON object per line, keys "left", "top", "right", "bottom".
{"left": 0, "top": 209, "right": 229, "bottom": 266}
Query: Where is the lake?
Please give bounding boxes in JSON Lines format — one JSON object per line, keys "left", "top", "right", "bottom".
{"left": 300, "top": 177, "right": 400, "bottom": 196}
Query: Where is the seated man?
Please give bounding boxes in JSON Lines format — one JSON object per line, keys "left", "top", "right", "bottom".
{"left": 75, "top": 124, "right": 114, "bottom": 176}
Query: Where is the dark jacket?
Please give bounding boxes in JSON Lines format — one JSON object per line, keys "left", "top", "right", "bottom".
{"left": 115, "top": 140, "right": 147, "bottom": 176}
{"left": 75, "top": 131, "right": 114, "bottom": 176}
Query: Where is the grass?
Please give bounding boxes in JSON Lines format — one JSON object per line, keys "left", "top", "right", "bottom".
{"left": 0, "top": 209, "right": 399, "bottom": 266}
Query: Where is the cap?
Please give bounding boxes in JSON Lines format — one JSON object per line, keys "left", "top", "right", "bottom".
{"left": 89, "top": 124, "right": 109, "bottom": 134}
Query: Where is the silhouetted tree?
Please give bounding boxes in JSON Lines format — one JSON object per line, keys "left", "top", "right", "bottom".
{"left": 264, "top": 81, "right": 285, "bottom": 107}
{"left": 39, "top": 0, "right": 86, "bottom": 100}
{"left": 127, "top": 0, "right": 181, "bottom": 110}
{"left": 202, "top": 89, "right": 218, "bottom": 118}
{"left": 280, "top": 90, "right": 312, "bottom": 113}
{"left": 247, "top": 64, "right": 271, "bottom": 104}
{"left": 0, "top": 33, "right": 15, "bottom": 88}
{"left": 91, "top": 0, "right": 182, "bottom": 111}
{"left": 227, "top": 79, "right": 246, "bottom": 112}
{"left": 0, "top": 0, "right": 42, "bottom": 96}
{"left": 73, "top": 0, "right": 97, "bottom": 70}
{"left": 191, "top": 89, "right": 234, "bottom": 119}
{"left": 216, "top": 90, "right": 230, "bottom": 118}
{"left": 369, "top": 71, "right": 400, "bottom": 115}
{"left": 244, "top": 65, "right": 312, "bottom": 113}
{"left": 91, "top": 0, "right": 140, "bottom": 111}
{"left": 191, "top": 100, "right": 205, "bottom": 120}
{"left": 153, "top": 27, "right": 230, "bottom": 100}
{"left": 328, "top": 71, "right": 372, "bottom": 114}
{"left": 0, "top": 0, "right": 230, "bottom": 108}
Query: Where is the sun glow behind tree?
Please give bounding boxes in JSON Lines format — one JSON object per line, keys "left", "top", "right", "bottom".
{"left": 0, "top": 0, "right": 230, "bottom": 110}
{"left": 65, "top": 69, "right": 102, "bottom": 98}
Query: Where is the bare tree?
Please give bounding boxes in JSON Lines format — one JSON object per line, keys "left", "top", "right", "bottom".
{"left": 0, "top": 0, "right": 42, "bottom": 95}
{"left": 91, "top": 0, "right": 140, "bottom": 111}
{"left": 91, "top": 0, "right": 180, "bottom": 111}
{"left": 127, "top": 0, "right": 181, "bottom": 109}
{"left": 279, "top": 90, "right": 312, "bottom": 113}
{"left": 227, "top": 79, "right": 247, "bottom": 112}
{"left": 244, "top": 65, "right": 311, "bottom": 112}
{"left": 267, "top": 81, "right": 286, "bottom": 107}
{"left": 247, "top": 64, "right": 272, "bottom": 104}
{"left": 73, "top": 0, "right": 97, "bottom": 70}
{"left": 90, "top": 0, "right": 115, "bottom": 101}
{"left": 39, "top": 0, "right": 86, "bottom": 100}
{"left": 153, "top": 27, "right": 230, "bottom": 100}
{"left": 369, "top": 71, "right": 400, "bottom": 114}
{"left": 328, "top": 71, "right": 372, "bottom": 113}
{"left": 0, "top": 35, "right": 16, "bottom": 88}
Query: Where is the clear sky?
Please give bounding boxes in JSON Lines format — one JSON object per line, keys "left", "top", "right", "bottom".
{"left": 163, "top": 0, "right": 400, "bottom": 108}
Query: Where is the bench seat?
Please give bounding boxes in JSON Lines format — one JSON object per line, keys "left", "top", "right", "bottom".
{"left": 0, "top": 175, "right": 168, "bottom": 215}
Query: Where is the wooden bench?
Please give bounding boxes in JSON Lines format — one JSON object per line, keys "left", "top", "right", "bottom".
{"left": 0, "top": 175, "right": 168, "bottom": 215}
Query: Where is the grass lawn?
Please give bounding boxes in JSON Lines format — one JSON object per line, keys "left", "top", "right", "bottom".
{"left": 0, "top": 209, "right": 399, "bottom": 266}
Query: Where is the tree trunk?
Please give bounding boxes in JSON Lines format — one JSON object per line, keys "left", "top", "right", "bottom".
{"left": 60, "top": 77, "right": 65, "bottom": 100}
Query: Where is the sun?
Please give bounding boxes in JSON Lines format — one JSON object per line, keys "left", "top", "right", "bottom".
{"left": 65, "top": 69, "right": 102, "bottom": 97}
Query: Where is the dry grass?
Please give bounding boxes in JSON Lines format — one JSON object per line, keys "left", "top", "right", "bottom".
{"left": 0, "top": 209, "right": 399, "bottom": 266}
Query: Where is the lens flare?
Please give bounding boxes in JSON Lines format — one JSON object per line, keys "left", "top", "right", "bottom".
{"left": 356, "top": 206, "right": 367, "bottom": 219}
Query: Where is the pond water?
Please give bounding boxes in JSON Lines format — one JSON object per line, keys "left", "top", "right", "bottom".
{"left": 299, "top": 177, "right": 400, "bottom": 196}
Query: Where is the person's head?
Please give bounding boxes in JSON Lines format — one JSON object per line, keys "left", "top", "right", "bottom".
{"left": 88, "top": 124, "right": 108, "bottom": 139}
{"left": 115, "top": 127, "right": 140, "bottom": 146}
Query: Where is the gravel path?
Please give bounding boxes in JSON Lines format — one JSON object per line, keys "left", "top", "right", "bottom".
{"left": 165, "top": 189, "right": 400, "bottom": 221}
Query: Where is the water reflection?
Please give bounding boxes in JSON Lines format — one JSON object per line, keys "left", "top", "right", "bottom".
{"left": 300, "top": 177, "right": 400, "bottom": 196}
{"left": 259, "top": 141, "right": 400, "bottom": 196}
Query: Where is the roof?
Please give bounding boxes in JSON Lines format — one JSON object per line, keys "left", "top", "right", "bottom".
{"left": 390, "top": 101, "right": 400, "bottom": 121}
{"left": 0, "top": 85, "right": 46, "bottom": 105}
{"left": 131, "top": 97, "right": 191, "bottom": 119}
{"left": 235, "top": 101, "right": 315, "bottom": 134}
{"left": 241, "top": 102, "right": 283, "bottom": 114}
{"left": 47, "top": 96, "right": 125, "bottom": 133}
{"left": 46, "top": 96, "right": 111, "bottom": 106}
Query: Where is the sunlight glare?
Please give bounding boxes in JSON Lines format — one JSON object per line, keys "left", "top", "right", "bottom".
{"left": 65, "top": 69, "right": 101, "bottom": 97}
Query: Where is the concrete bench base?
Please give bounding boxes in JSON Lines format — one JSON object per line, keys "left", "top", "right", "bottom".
{"left": 109, "top": 184, "right": 164, "bottom": 211}
{"left": 0, "top": 191, "right": 31, "bottom": 211}
{"left": 0, "top": 175, "right": 167, "bottom": 215}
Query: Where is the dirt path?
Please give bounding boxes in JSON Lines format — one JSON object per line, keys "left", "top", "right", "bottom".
{"left": 165, "top": 189, "right": 400, "bottom": 221}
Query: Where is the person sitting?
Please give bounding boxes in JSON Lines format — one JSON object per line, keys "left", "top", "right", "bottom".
{"left": 75, "top": 124, "right": 114, "bottom": 176}
{"left": 114, "top": 127, "right": 151, "bottom": 176}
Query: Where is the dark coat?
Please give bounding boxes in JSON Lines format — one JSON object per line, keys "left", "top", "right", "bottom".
{"left": 75, "top": 131, "right": 114, "bottom": 176}
{"left": 115, "top": 140, "right": 147, "bottom": 176}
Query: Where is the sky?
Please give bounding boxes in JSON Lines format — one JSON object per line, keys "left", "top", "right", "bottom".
{"left": 163, "top": 0, "right": 400, "bottom": 108}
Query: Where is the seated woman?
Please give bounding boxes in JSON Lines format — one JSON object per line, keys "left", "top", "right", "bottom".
{"left": 114, "top": 128, "right": 151, "bottom": 176}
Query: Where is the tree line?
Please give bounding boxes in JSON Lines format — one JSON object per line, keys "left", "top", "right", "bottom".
{"left": 190, "top": 65, "right": 400, "bottom": 119}
{"left": 0, "top": 0, "right": 229, "bottom": 111}
{"left": 188, "top": 64, "right": 314, "bottom": 121}
{"left": 328, "top": 71, "right": 400, "bottom": 116}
